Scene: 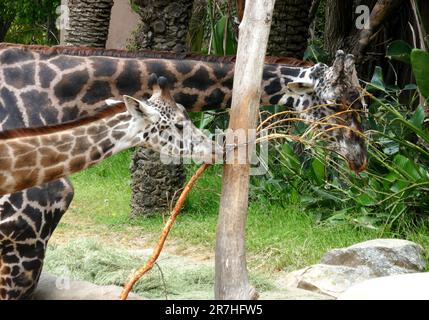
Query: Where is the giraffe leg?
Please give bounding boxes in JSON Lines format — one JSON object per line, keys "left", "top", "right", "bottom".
{"left": 0, "top": 178, "right": 74, "bottom": 300}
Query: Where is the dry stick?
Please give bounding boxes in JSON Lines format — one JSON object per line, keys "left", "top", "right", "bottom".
{"left": 119, "top": 163, "right": 211, "bottom": 300}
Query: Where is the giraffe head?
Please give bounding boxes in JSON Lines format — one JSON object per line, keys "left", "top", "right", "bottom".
{"left": 284, "top": 50, "right": 368, "bottom": 173}
{"left": 123, "top": 74, "right": 222, "bottom": 162}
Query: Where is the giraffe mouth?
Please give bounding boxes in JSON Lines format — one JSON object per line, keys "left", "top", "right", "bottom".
{"left": 347, "top": 157, "right": 368, "bottom": 174}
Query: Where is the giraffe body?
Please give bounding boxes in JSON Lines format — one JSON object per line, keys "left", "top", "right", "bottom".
{"left": 0, "top": 44, "right": 367, "bottom": 299}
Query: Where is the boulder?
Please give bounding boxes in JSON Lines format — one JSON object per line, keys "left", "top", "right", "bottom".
{"left": 284, "top": 239, "right": 426, "bottom": 298}
{"left": 283, "top": 264, "right": 374, "bottom": 298}
{"left": 33, "top": 273, "right": 144, "bottom": 300}
{"left": 321, "top": 239, "right": 425, "bottom": 276}
{"left": 338, "top": 273, "right": 429, "bottom": 300}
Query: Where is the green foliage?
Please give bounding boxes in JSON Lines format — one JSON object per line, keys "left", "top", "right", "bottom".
{"left": 386, "top": 40, "right": 412, "bottom": 64}
{"left": 304, "top": 42, "right": 329, "bottom": 64}
{"left": 210, "top": 14, "right": 237, "bottom": 55}
{"left": 187, "top": 0, "right": 238, "bottom": 56}
{"left": 411, "top": 49, "right": 429, "bottom": 101}
{"left": 251, "top": 59, "right": 429, "bottom": 233}
{"left": 1, "top": 0, "right": 60, "bottom": 44}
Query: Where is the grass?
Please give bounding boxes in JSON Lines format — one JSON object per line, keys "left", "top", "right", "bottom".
{"left": 50, "top": 149, "right": 429, "bottom": 274}
{"left": 44, "top": 238, "right": 273, "bottom": 299}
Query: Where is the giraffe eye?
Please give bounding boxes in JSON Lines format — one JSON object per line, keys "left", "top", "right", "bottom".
{"left": 175, "top": 123, "right": 184, "bottom": 130}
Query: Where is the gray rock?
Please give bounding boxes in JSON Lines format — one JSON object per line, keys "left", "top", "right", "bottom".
{"left": 153, "top": 21, "right": 166, "bottom": 34}
{"left": 283, "top": 239, "right": 426, "bottom": 298}
{"left": 32, "top": 273, "right": 144, "bottom": 300}
{"left": 338, "top": 273, "right": 429, "bottom": 300}
{"left": 321, "top": 239, "right": 426, "bottom": 276}
{"left": 283, "top": 264, "right": 374, "bottom": 298}
{"left": 259, "top": 286, "right": 334, "bottom": 300}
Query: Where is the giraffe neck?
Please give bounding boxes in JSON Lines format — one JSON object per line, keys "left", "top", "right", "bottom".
{"left": 0, "top": 44, "right": 313, "bottom": 130}
{"left": 0, "top": 104, "right": 143, "bottom": 195}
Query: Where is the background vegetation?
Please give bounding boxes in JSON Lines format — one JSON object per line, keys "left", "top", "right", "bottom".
{"left": 0, "top": 0, "right": 60, "bottom": 44}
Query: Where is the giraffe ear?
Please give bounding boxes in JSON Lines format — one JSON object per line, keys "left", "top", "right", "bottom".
{"left": 287, "top": 81, "right": 315, "bottom": 94}
{"left": 123, "top": 95, "right": 160, "bottom": 123}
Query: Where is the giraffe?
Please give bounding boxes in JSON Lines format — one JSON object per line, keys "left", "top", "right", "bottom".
{"left": 0, "top": 75, "right": 219, "bottom": 196}
{"left": 0, "top": 74, "right": 218, "bottom": 298}
{"left": 0, "top": 43, "right": 367, "bottom": 299}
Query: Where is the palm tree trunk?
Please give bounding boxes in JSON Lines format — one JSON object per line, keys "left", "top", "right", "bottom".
{"left": 0, "top": 19, "right": 12, "bottom": 42}
{"left": 129, "top": 0, "right": 194, "bottom": 217}
{"left": 64, "top": 0, "right": 114, "bottom": 48}
{"left": 0, "top": 2, "right": 16, "bottom": 42}
{"left": 267, "top": 0, "right": 313, "bottom": 58}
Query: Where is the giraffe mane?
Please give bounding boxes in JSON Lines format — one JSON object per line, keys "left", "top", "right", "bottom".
{"left": 0, "top": 43, "right": 314, "bottom": 67}
{"left": 0, "top": 103, "right": 126, "bottom": 140}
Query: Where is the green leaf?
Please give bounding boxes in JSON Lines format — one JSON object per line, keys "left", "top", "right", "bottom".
{"left": 385, "top": 171, "right": 399, "bottom": 182}
{"left": 355, "top": 192, "right": 377, "bottom": 206}
{"left": 387, "top": 40, "right": 412, "bottom": 64}
{"left": 280, "top": 143, "right": 301, "bottom": 172}
{"left": 369, "top": 178, "right": 382, "bottom": 191}
{"left": 368, "top": 66, "right": 386, "bottom": 92}
{"left": 311, "top": 158, "right": 325, "bottom": 185}
{"left": 411, "top": 49, "right": 429, "bottom": 100}
{"left": 378, "top": 136, "right": 400, "bottom": 156}
{"left": 352, "top": 215, "right": 379, "bottom": 230}
{"left": 390, "top": 179, "right": 410, "bottom": 193}
{"left": 403, "top": 84, "right": 417, "bottom": 91}
{"left": 212, "top": 15, "right": 237, "bottom": 56}
{"left": 410, "top": 105, "right": 425, "bottom": 129}
{"left": 312, "top": 187, "right": 344, "bottom": 203}
{"left": 304, "top": 44, "right": 329, "bottom": 64}
{"left": 393, "top": 154, "right": 422, "bottom": 181}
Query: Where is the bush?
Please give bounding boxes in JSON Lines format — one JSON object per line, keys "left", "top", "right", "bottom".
{"left": 250, "top": 50, "right": 429, "bottom": 233}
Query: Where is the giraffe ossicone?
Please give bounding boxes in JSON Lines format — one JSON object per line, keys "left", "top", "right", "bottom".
{"left": 0, "top": 74, "right": 221, "bottom": 196}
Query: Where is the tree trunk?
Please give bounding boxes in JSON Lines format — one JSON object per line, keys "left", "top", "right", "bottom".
{"left": 0, "top": 2, "right": 15, "bottom": 43}
{"left": 324, "top": 0, "right": 413, "bottom": 83}
{"left": 64, "top": 0, "right": 113, "bottom": 48}
{"left": 0, "top": 19, "right": 12, "bottom": 42}
{"left": 130, "top": 148, "right": 186, "bottom": 218}
{"left": 324, "top": 0, "right": 355, "bottom": 57}
{"left": 131, "top": 0, "right": 194, "bottom": 52}
{"left": 129, "top": 0, "right": 194, "bottom": 217}
{"left": 215, "top": 0, "right": 275, "bottom": 300}
{"left": 422, "top": 0, "right": 429, "bottom": 33}
{"left": 267, "top": 0, "right": 313, "bottom": 58}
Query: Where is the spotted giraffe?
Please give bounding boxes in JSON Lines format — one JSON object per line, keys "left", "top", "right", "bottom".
{"left": 0, "top": 75, "right": 219, "bottom": 196}
{"left": 0, "top": 43, "right": 366, "bottom": 299}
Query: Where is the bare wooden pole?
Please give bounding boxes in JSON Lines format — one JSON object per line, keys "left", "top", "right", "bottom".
{"left": 214, "top": 0, "right": 275, "bottom": 300}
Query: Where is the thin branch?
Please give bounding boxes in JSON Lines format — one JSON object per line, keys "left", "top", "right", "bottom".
{"left": 308, "top": 0, "right": 322, "bottom": 23}
{"left": 353, "top": 0, "right": 405, "bottom": 60}
{"left": 120, "top": 163, "right": 211, "bottom": 300}
{"left": 154, "top": 262, "right": 168, "bottom": 300}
